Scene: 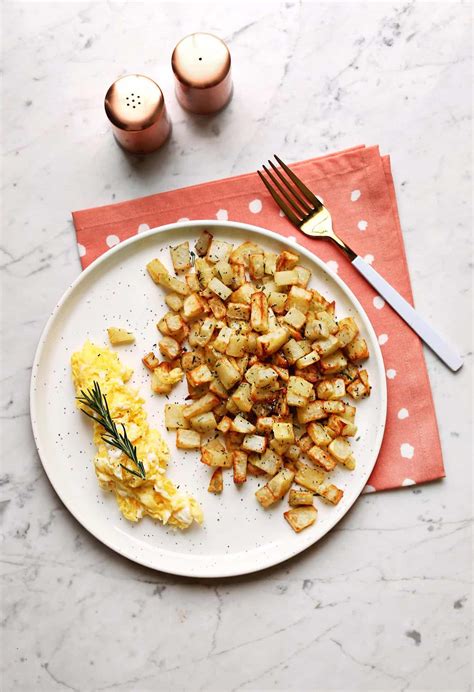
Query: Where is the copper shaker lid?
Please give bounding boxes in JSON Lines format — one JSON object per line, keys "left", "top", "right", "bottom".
{"left": 172, "top": 33, "right": 231, "bottom": 89}
{"left": 104, "top": 74, "right": 165, "bottom": 131}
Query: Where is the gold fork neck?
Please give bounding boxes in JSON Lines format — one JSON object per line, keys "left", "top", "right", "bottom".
{"left": 300, "top": 216, "right": 356, "bottom": 261}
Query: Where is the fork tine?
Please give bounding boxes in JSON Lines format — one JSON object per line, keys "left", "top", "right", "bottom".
{"left": 274, "top": 154, "right": 322, "bottom": 209}
{"left": 257, "top": 170, "right": 301, "bottom": 226}
{"left": 268, "top": 160, "right": 312, "bottom": 214}
{"left": 262, "top": 164, "right": 307, "bottom": 218}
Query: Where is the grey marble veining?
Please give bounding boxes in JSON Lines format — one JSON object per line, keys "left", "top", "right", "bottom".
{"left": 1, "top": 2, "right": 472, "bottom": 691}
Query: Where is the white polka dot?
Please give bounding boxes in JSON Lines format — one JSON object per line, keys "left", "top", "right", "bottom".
{"left": 400, "top": 443, "right": 414, "bottom": 459}
{"left": 137, "top": 223, "right": 150, "bottom": 234}
{"left": 249, "top": 199, "right": 262, "bottom": 214}
{"left": 351, "top": 189, "right": 361, "bottom": 202}
{"left": 362, "top": 484, "right": 376, "bottom": 494}
{"left": 358, "top": 220, "right": 368, "bottom": 231}
{"left": 279, "top": 209, "right": 285, "bottom": 217}
{"left": 402, "top": 478, "right": 415, "bottom": 486}
{"left": 398, "top": 408, "right": 409, "bottom": 420}
{"left": 106, "top": 234, "right": 120, "bottom": 248}
{"left": 177, "top": 217, "right": 190, "bottom": 222}
{"left": 378, "top": 333, "right": 388, "bottom": 345}
{"left": 216, "top": 209, "right": 228, "bottom": 221}
{"left": 364, "top": 254, "right": 374, "bottom": 265}
{"left": 373, "top": 296, "right": 385, "bottom": 309}
{"left": 326, "top": 260, "right": 339, "bottom": 274}
{"left": 386, "top": 368, "right": 397, "bottom": 379}
{"left": 77, "top": 243, "right": 86, "bottom": 258}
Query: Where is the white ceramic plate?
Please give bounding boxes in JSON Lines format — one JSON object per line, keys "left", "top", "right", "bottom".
{"left": 31, "top": 221, "right": 386, "bottom": 578}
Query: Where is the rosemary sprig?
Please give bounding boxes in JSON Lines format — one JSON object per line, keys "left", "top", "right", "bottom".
{"left": 77, "top": 380, "right": 146, "bottom": 479}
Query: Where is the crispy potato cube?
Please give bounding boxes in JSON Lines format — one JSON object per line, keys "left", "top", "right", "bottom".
{"left": 264, "top": 251, "right": 278, "bottom": 275}
{"left": 295, "top": 461, "right": 325, "bottom": 491}
{"left": 201, "top": 447, "right": 232, "bottom": 468}
{"left": 213, "top": 326, "right": 233, "bottom": 353}
{"left": 246, "top": 331, "right": 258, "bottom": 354}
{"left": 183, "top": 392, "right": 220, "bottom": 419}
{"left": 195, "top": 230, "right": 213, "bottom": 257}
{"left": 328, "top": 436, "right": 353, "bottom": 463}
{"left": 254, "top": 366, "right": 278, "bottom": 389}
{"left": 325, "top": 414, "right": 346, "bottom": 437}
{"left": 276, "top": 250, "right": 299, "bottom": 271}
{"left": 208, "top": 295, "right": 227, "bottom": 320}
{"left": 242, "top": 434, "right": 267, "bottom": 454}
{"left": 270, "top": 438, "right": 291, "bottom": 455}
{"left": 273, "top": 422, "right": 295, "bottom": 444}
{"left": 208, "top": 467, "right": 223, "bottom": 493}
{"left": 151, "top": 364, "right": 183, "bottom": 394}
{"left": 183, "top": 293, "right": 206, "bottom": 321}
{"left": 107, "top": 327, "right": 135, "bottom": 345}
{"left": 170, "top": 241, "right": 191, "bottom": 273}
{"left": 230, "top": 263, "right": 246, "bottom": 289}
{"left": 189, "top": 411, "right": 217, "bottom": 432}
{"left": 208, "top": 277, "right": 232, "bottom": 301}
{"left": 164, "top": 404, "right": 189, "bottom": 430}
{"left": 336, "top": 317, "right": 359, "bottom": 347}
{"left": 185, "top": 272, "right": 201, "bottom": 293}
{"left": 311, "top": 289, "right": 332, "bottom": 312}
{"left": 256, "top": 416, "right": 275, "bottom": 433}
{"left": 146, "top": 257, "right": 169, "bottom": 284}
{"left": 305, "top": 317, "right": 330, "bottom": 340}
{"left": 285, "top": 286, "right": 313, "bottom": 314}
{"left": 215, "top": 259, "right": 234, "bottom": 286}
{"left": 226, "top": 398, "right": 240, "bottom": 415}
{"left": 317, "top": 310, "right": 338, "bottom": 335}
{"left": 230, "top": 282, "right": 254, "bottom": 305}
{"left": 344, "top": 336, "right": 369, "bottom": 362}
{"left": 233, "top": 450, "right": 248, "bottom": 484}
{"left": 231, "top": 382, "right": 253, "bottom": 413}
{"left": 250, "top": 292, "right": 269, "bottom": 333}
{"left": 165, "top": 293, "right": 183, "bottom": 312}
{"left": 163, "top": 275, "right": 191, "bottom": 296}
{"left": 307, "top": 445, "right": 337, "bottom": 471}
{"left": 181, "top": 351, "right": 203, "bottom": 371}
{"left": 267, "top": 467, "right": 295, "bottom": 501}
{"left": 298, "top": 434, "right": 313, "bottom": 453}
{"left": 251, "top": 448, "right": 282, "bottom": 476}
{"left": 316, "top": 378, "right": 346, "bottom": 400}
{"left": 142, "top": 351, "right": 160, "bottom": 371}
{"left": 294, "top": 266, "right": 311, "bottom": 288}
{"left": 320, "top": 350, "right": 348, "bottom": 374}
{"left": 226, "top": 302, "right": 250, "bottom": 321}
{"left": 159, "top": 336, "right": 181, "bottom": 360}
{"left": 283, "top": 307, "right": 306, "bottom": 331}
{"left": 287, "top": 376, "right": 313, "bottom": 402}
{"left": 215, "top": 356, "right": 241, "bottom": 390}
{"left": 284, "top": 444, "right": 301, "bottom": 462}
{"left": 176, "top": 429, "right": 201, "bottom": 449}
{"left": 256, "top": 327, "right": 290, "bottom": 357}
{"left": 268, "top": 291, "right": 288, "bottom": 314}
{"left": 284, "top": 505, "right": 317, "bottom": 532}
{"left": 226, "top": 334, "right": 248, "bottom": 357}
{"left": 296, "top": 400, "right": 325, "bottom": 424}
{"left": 207, "top": 239, "right": 233, "bottom": 264}
{"left": 229, "top": 241, "right": 260, "bottom": 267}
{"left": 288, "top": 489, "right": 314, "bottom": 506}
{"left": 217, "top": 415, "right": 232, "bottom": 433}
{"left": 249, "top": 253, "right": 265, "bottom": 280}
{"left": 274, "top": 270, "right": 299, "bottom": 287}
{"left": 347, "top": 379, "right": 367, "bottom": 399}
{"left": 165, "top": 312, "right": 186, "bottom": 335}
{"left": 307, "top": 422, "right": 333, "bottom": 447}
{"left": 255, "top": 485, "right": 275, "bottom": 508}
{"left": 295, "top": 351, "right": 320, "bottom": 369}
{"left": 247, "top": 461, "right": 267, "bottom": 477}
{"left": 194, "top": 257, "right": 214, "bottom": 289}
{"left": 316, "top": 483, "right": 344, "bottom": 505}
{"left": 230, "top": 414, "right": 256, "bottom": 434}
{"left": 313, "top": 335, "right": 340, "bottom": 357}
{"left": 322, "top": 400, "right": 345, "bottom": 414}
{"left": 224, "top": 431, "right": 244, "bottom": 451}
{"left": 282, "top": 339, "right": 305, "bottom": 365}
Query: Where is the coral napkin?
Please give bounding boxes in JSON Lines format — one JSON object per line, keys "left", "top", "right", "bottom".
{"left": 72, "top": 144, "right": 444, "bottom": 492}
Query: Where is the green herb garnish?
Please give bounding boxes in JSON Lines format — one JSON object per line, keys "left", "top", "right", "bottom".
{"left": 77, "top": 381, "right": 146, "bottom": 479}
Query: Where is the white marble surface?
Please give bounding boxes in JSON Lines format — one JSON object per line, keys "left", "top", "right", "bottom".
{"left": 1, "top": 2, "right": 472, "bottom": 691}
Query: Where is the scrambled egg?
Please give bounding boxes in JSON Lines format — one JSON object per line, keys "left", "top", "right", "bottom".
{"left": 71, "top": 341, "right": 202, "bottom": 529}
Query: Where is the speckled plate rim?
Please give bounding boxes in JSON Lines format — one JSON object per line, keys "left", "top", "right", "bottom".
{"left": 30, "top": 220, "right": 387, "bottom": 578}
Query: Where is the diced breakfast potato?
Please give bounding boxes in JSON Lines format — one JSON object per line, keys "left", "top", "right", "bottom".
{"left": 107, "top": 327, "right": 135, "bottom": 346}
{"left": 208, "top": 467, "right": 223, "bottom": 493}
{"left": 284, "top": 505, "right": 317, "bottom": 532}
{"left": 146, "top": 233, "right": 373, "bottom": 532}
{"left": 176, "top": 429, "right": 201, "bottom": 449}
{"left": 288, "top": 489, "right": 314, "bottom": 506}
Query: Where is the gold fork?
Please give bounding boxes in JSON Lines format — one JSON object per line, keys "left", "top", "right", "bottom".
{"left": 258, "top": 155, "right": 462, "bottom": 372}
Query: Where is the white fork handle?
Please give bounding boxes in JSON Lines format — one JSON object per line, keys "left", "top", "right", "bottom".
{"left": 351, "top": 255, "right": 463, "bottom": 372}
